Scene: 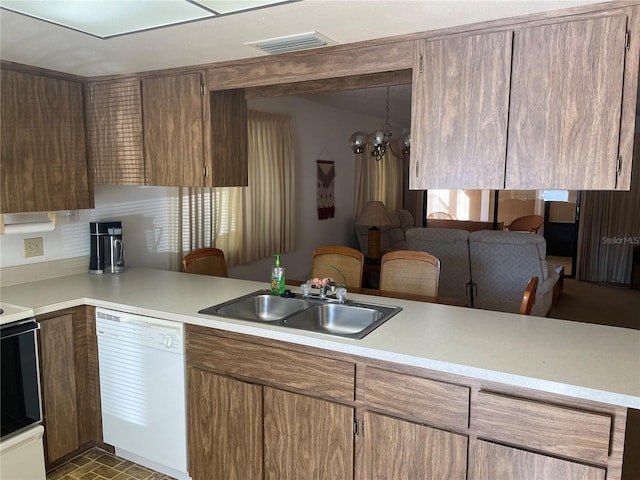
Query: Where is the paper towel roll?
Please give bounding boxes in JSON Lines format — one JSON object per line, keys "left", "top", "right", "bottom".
{"left": 2, "top": 221, "right": 56, "bottom": 234}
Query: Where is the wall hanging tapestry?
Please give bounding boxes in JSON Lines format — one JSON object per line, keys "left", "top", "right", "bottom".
{"left": 316, "top": 159, "right": 335, "bottom": 220}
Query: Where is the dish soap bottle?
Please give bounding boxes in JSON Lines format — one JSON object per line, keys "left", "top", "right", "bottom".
{"left": 271, "top": 253, "right": 285, "bottom": 295}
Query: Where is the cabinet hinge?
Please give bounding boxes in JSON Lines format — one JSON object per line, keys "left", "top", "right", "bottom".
{"left": 624, "top": 32, "right": 631, "bottom": 52}
{"left": 625, "top": 31, "right": 630, "bottom": 52}
{"left": 614, "top": 155, "right": 622, "bottom": 189}
{"left": 419, "top": 54, "right": 424, "bottom": 74}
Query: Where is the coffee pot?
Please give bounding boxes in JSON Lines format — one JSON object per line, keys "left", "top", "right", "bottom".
{"left": 89, "top": 221, "right": 126, "bottom": 274}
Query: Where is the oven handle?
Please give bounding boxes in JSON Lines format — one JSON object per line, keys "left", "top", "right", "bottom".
{"left": 0, "top": 318, "right": 39, "bottom": 339}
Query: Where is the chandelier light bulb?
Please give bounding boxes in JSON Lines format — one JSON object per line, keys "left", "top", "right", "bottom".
{"left": 349, "top": 131, "right": 368, "bottom": 153}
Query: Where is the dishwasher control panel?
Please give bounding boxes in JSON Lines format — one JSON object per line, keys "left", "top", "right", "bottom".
{"left": 96, "top": 308, "right": 184, "bottom": 354}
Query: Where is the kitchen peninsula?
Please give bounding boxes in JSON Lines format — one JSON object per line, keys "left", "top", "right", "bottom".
{"left": 1, "top": 268, "right": 638, "bottom": 479}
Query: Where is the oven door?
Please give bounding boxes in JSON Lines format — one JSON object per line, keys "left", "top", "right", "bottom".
{"left": 1, "top": 319, "right": 42, "bottom": 439}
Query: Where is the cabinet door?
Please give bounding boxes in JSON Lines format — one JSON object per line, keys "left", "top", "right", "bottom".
{"left": 360, "top": 411, "right": 467, "bottom": 480}
{"left": 39, "top": 307, "right": 101, "bottom": 466}
{"left": 143, "top": 73, "right": 205, "bottom": 186}
{"left": 187, "top": 368, "right": 262, "bottom": 480}
{"left": 86, "top": 80, "right": 146, "bottom": 185}
{"left": 410, "top": 31, "right": 512, "bottom": 190}
{"left": 472, "top": 440, "right": 605, "bottom": 480}
{"left": 264, "top": 387, "right": 353, "bottom": 480}
{"left": 209, "top": 89, "right": 248, "bottom": 187}
{"left": 1, "top": 70, "right": 91, "bottom": 213}
{"left": 506, "top": 15, "right": 628, "bottom": 190}
{"left": 39, "top": 314, "right": 79, "bottom": 464}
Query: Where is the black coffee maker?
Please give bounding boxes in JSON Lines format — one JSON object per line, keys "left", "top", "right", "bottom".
{"left": 89, "top": 221, "right": 126, "bottom": 274}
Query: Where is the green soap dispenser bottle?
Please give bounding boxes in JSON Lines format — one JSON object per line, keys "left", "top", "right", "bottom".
{"left": 271, "top": 253, "right": 285, "bottom": 294}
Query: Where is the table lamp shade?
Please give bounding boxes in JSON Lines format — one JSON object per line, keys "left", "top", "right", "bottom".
{"left": 356, "top": 201, "right": 394, "bottom": 259}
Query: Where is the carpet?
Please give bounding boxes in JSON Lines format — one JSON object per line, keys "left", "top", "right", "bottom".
{"left": 548, "top": 279, "right": 640, "bottom": 330}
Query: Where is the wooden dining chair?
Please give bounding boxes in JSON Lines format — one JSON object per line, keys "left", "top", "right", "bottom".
{"left": 519, "top": 276, "right": 539, "bottom": 315}
{"left": 311, "top": 246, "right": 364, "bottom": 288}
{"left": 506, "top": 215, "right": 544, "bottom": 234}
{"left": 182, "top": 248, "right": 228, "bottom": 277}
{"left": 379, "top": 250, "right": 441, "bottom": 297}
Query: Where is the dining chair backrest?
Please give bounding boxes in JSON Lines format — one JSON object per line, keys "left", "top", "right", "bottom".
{"left": 380, "top": 250, "right": 441, "bottom": 297}
{"left": 519, "top": 276, "right": 539, "bottom": 315}
{"left": 182, "top": 248, "right": 229, "bottom": 277}
{"left": 428, "top": 211, "right": 456, "bottom": 220}
{"left": 311, "top": 246, "right": 364, "bottom": 288}
{"left": 507, "top": 215, "right": 544, "bottom": 234}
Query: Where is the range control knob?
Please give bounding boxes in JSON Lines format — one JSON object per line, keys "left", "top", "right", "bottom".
{"left": 162, "top": 335, "right": 174, "bottom": 348}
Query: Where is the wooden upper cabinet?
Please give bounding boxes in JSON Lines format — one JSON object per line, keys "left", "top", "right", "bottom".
{"left": 209, "top": 89, "right": 248, "bottom": 187}
{"left": 410, "top": 31, "right": 513, "bottom": 190}
{"left": 143, "top": 72, "right": 205, "bottom": 186}
{"left": 506, "top": 15, "right": 629, "bottom": 190}
{"left": 1, "top": 69, "right": 91, "bottom": 213}
{"left": 86, "top": 80, "right": 146, "bottom": 185}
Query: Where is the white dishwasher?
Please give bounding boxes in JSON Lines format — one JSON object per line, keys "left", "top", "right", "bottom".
{"left": 96, "top": 308, "right": 191, "bottom": 480}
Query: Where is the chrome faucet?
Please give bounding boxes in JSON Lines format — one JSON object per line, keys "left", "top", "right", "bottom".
{"left": 319, "top": 280, "right": 337, "bottom": 299}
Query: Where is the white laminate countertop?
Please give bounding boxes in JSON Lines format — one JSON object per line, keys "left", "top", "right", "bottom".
{"left": 0, "top": 267, "right": 638, "bottom": 409}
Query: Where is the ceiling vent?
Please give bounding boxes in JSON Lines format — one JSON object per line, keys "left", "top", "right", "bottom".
{"left": 246, "top": 31, "right": 335, "bottom": 54}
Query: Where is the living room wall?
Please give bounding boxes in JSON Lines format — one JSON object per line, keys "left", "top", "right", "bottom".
{"left": 229, "top": 95, "right": 386, "bottom": 282}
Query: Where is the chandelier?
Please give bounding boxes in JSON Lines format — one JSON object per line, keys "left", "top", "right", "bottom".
{"left": 349, "top": 85, "right": 410, "bottom": 161}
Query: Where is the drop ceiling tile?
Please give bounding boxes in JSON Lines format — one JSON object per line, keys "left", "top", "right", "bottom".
{"left": 193, "top": 0, "right": 292, "bottom": 15}
{"left": 0, "top": 0, "right": 215, "bottom": 38}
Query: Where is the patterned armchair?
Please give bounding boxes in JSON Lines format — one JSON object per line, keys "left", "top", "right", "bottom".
{"left": 356, "top": 209, "right": 415, "bottom": 257}
{"left": 468, "top": 230, "right": 558, "bottom": 316}
{"left": 406, "top": 228, "right": 472, "bottom": 300}
{"left": 407, "top": 228, "right": 558, "bottom": 316}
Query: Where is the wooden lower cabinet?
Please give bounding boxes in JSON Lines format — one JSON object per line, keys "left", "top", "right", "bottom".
{"left": 187, "top": 366, "right": 353, "bottom": 480}
{"left": 471, "top": 440, "right": 606, "bottom": 480}
{"left": 264, "top": 387, "right": 353, "bottom": 480}
{"left": 185, "top": 326, "right": 630, "bottom": 480}
{"left": 187, "top": 367, "right": 262, "bottom": 480}
{"left": 38, "top": 306, "right": 101, "bottom": 468}
{"left": 360, "top": 411, "right": 467, "bottom": 480}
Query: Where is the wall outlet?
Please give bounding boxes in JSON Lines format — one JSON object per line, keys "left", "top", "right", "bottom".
{"left": 24, "top": 237, "right": 44, "bottom": 258}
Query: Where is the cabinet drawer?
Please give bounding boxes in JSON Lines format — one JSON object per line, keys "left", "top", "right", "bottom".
{"left": 187, "top": 330, "right": 355, "bottom": 402}
{"left": 472, "top": 391, "right": 611, "bottom": 463}
{"left": 362, "top": 367, "right": 469, "bottom": 431}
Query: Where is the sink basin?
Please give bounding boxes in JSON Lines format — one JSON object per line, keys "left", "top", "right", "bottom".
{"left": 199, "top": 290, "right": 401, "bottom": 339}
{"left": 285, "top": 302, "right": 401, "bottom": 339}
{"left": 199, "top": 291, "right": 311, "bottom": 322}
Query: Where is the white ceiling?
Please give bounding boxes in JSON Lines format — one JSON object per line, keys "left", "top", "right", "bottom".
{"left": 0, "top": 0, "right": 605, "bottom": 78}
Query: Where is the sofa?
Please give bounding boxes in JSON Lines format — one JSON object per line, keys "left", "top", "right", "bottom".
{"left": 356, "top": 209, "right": 415, "bottom": 258}
{"left": 407, "top": 228, "right": 558, "bottom": 316}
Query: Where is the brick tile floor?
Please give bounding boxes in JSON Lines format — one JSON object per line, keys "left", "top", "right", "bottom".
{"left": 46, "top": 448, "right": 175, "bottom": 480}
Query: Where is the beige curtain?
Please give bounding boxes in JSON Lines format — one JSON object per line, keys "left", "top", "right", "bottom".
{"left": 577, "top": 134, "right": 640, "bottom": 284}
{"left": 179, "top": 110, "right": 295, "bottom": 268}
{"left": 353, "top": 148, "right": 404, "bottom": 218}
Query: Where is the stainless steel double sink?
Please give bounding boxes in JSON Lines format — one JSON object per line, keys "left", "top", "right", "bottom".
{"left": 198, "top": 289, "right": 402, "bottom": 339}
